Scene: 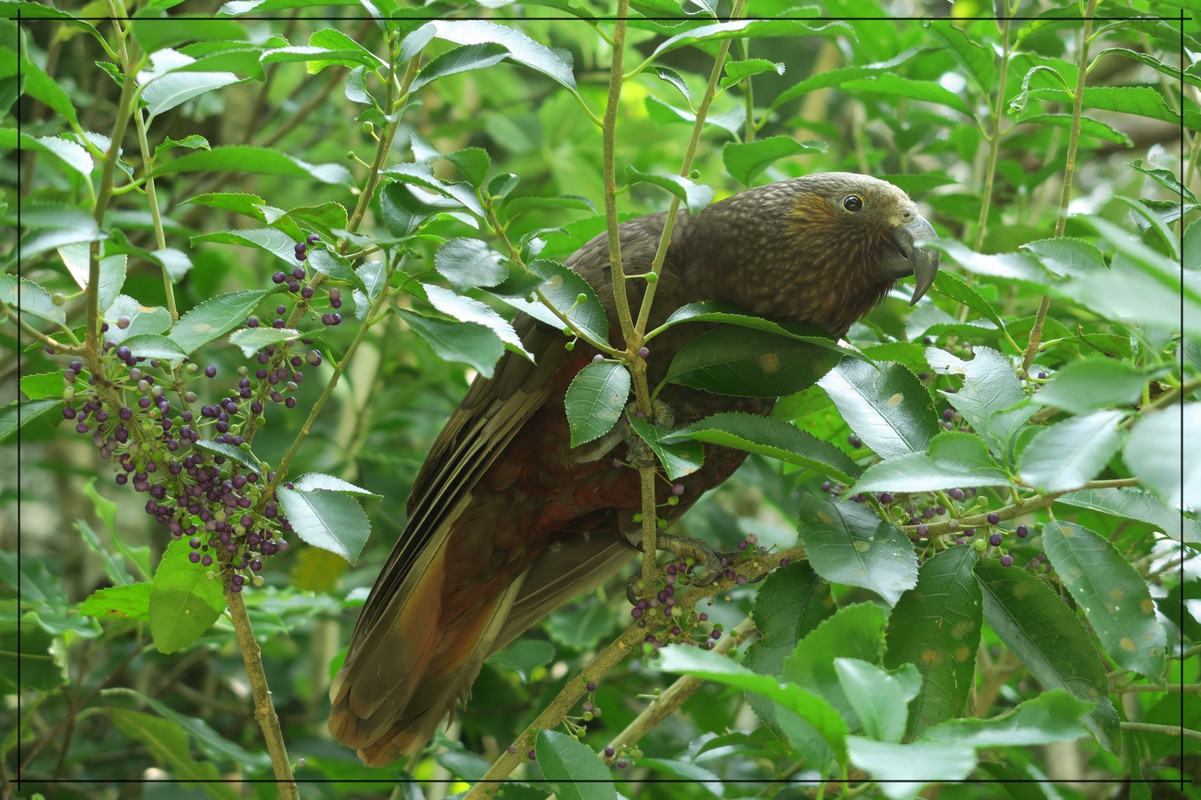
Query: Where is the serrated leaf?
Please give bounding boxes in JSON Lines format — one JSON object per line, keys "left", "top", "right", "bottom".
{"left": 658, "top": 644, "right": 849, "bottom": 763}
{"left": 846, "top": 737, "right": 976, "bottom": 800}
{"left": 1055, "top": 487, "right": 1200, "bottom": 544}
{"left": 0, "top": 273, "right": 65, "bottom": 326}
{"left": 522, "top": 258, "right": 610, "bottom": 345}
{"left": 923, "top": 689, "right": 1091, "bottom": 747}
{"left": 797, "top": 495, "right": 917, "bottom": 606}
{"left": 168, "top": 290, "right": 271, "bottom": 355}
{"left": 228, "top": 326, "right": 305, "bottom": 358}
{"left": 818, "top": 360, "right": 939, "bottom": 459}
{"left": 152, "top": 145, "right": 351, "bottom": 185}
{"left": 122, "top": 334, "right": 188, "bottom": 364}
{"left": 536, "top": 729, "right": 615, "bottom": 800}
{"left": 0, "top": 399, "right": 60, "bottom": 444}
{"left": 564, "top": 361, "right": 630, "bottom": 447}
{"left": 1018, "top": 410, "right": 1125, "bottom": 493}
{"left": 149, "top": 539, "right": 226, "bottom": 654}
{"left": 667, "top": 412, "right": 860, "bottom": 483}
{"left": 627, "top": 414, "right": 703, "bottom": 480}
{"left": 723, "top": 136, "right": 824, "bottom": 186}
{"left": 853, "top": 432, "right": 1010, "bottom": 494}
{"left": 193, "top": 440, "right": 261, "bottom": 474}
{"left": 884, "top": 546, "right": 981, "bottom": 737}
{"left": 292, "top": 473, "right": 380, "bottom": 497}
{"left": 975, "top": 559, "right": 1120, "bottom": 752}
{"left": 402, "top": 311, "right": 504, "bottom": 379}
{"left": 1032, "top": 359, "right": 1151, "bottom": 415}
{"left": 625, "top": 166, "right": 713, "bottom": 214}
{"left": 435, "top": 238, "right": 507, "bottom": 290}
{"left": 835, "top": 658, "right": 921, "bottom": 743}
{"left": 1042, "top": 520, "right": 1165, "bottom": 680}
{"left": 431, "top": 20, "right": 576, "bottom": 90}
{"left": 278, "top": 487, "right": 371, "bottom": 565}
{"left": 424, "top": 284, "right": 531, "bottom": 361}
{"left": 664, "top": 327, "right": 843, "bottom": 398}
{"left": 410, "top": 42, "right": 509, "bottom": 93}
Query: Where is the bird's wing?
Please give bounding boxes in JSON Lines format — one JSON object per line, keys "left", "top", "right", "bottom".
{"left": 343, "top": 314, "right": 563, "bottom": 644}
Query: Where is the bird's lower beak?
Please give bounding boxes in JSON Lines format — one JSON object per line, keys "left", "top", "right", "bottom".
{"left": 883, "top": 215, "right": 940, "bottom": 305}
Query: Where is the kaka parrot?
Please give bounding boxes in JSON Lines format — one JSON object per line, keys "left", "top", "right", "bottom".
{"left": 329, "top": 172, "right": 940, "bottom": 765}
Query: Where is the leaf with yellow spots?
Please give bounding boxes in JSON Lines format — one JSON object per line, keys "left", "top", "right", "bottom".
{"left": 975, "top": 559, "right": 1120, "bottom": 752}
{"left": 884, "top": 545, "right": 981, "bottom": 739}
{"left": 1042, "top": 520, "right": 1166, "bottom": 681}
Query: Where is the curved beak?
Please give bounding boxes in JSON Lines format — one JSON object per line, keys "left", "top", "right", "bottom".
{"left": 880, "top": 214, "right": 940, "bottom": 305}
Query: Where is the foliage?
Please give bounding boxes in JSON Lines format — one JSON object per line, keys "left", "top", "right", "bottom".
{"left": 2, "top": 2, "right": 1197, "bottom": 800}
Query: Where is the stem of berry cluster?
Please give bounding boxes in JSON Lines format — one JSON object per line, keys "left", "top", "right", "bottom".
{"left": 226, "top": 574, "right": 300, "bottom": 800}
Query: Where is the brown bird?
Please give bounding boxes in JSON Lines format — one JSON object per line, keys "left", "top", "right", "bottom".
{"left": 328, "top": 172, "right": 939, "bottom": 765}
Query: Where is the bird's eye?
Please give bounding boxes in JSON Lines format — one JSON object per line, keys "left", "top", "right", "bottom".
{"left": 843, "top": 195, "right": 863, "bottom": 212}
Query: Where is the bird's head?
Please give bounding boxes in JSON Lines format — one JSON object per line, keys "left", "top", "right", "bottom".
{"left": 697, "top": 172, "right": 940, "bottom": 335}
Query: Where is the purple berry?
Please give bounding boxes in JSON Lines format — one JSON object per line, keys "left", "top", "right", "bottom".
{"left": 1001, "top": 554, "right": 1014, "bottom": 567}
{"left": 987, "top": 512, "right": 1000, "bottom": 525}
{"left": 272, "top": 271, "right": 286, "bottom": 284}
{"left": 989, "top": 533, "right": 1002, "bottom": 546}
{"left": 1016, "top": 525, "right": 1029, "bottom": 538}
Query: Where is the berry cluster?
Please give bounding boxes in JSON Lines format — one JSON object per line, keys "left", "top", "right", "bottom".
{"left": 820, "top": 479, "right": 1038, "bottom": 567}
{"left": 53, "top": 235, "right": 347, "bottom": 591}
{"left": 273, "top": 234, "right": 344, "bottom": 327}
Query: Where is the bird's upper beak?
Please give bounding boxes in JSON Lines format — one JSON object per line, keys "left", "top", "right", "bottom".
{"left": 881, "top": 214, "right": 940, "bottom": 305}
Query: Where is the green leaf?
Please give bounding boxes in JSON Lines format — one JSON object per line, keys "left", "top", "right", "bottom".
{"left": 846, "top": 737, "right": 976, "bottom": 800}
{"left": 923, "top": 690, "right": 1091, "bottom": 748}
{"left": 401, "top": 311, "right": 504, "bottom": 379}
{"left": 431, "top": 19, "right": 577, "bottom": 90}
{"left": 564, "top": 361, "right": 630, "bottom": 448}
{"left": 0, "top": 273, "right": 65, "bottom": 326}
{"left": 1018, "top": 410, "right": 1125, "bottom": 493}
{"left": 1020, "top": 238, "right": 1106, "bottom": 278}
{"left": 446, "top": 146, "right": 491, "bottom": 186}
{"left": 667, "top": 412, "right": 861, "bottom": 484}
{"left": 797, "top": 495, "right": 917, "bottom": 607}
{"left": 104, "top": 295, "right": 172, "bottom": 345}
{"left": 818, "top": 360, "right": 939, "bottom": 459}
{"left": 0, "top": 399, "right": 59, "bottom": 444}
{"left": 1042, "top": 520, "right": 1166, "bottom": 680}
{"left": 227, "top": 326, "right": 305, "bottom": 358}
{"left": 141, "top": 67, "right": 242, "bottom": 118}
{"left": 79, "top": 583, "right": 151, "bottom": 620}
{"left": 104, "top": 710, "right": 240, "bottom": 800}
{"left": 648, "top": 301, "right": 846, "bottom": 351}
{"left": 627, "top": 413, "right": 704, "bottom": 481}
{"left": 435, "top": 237, "right": 508, "bottom": 290}
{"left": 884, "top": 546, "right": 981, "bottom": 737}
{"left": 535, "top": 730, "right": 615, "bottom": 800}
{"left": 519, "top": 258, "right": 610, "bottom": 345}
{"left": 664, "top": 327, "right": 843, "bottom": 398}
{"left": 854, "top": 432, "right": 1010, "bottom": 494}
{"left": 1025, "top": 85, "right": 1200, "bottom": 130}
{"left": 151, "top": 144, "right": 352, "bottom": 185}
{"left": 1032, "top": 358, "right": 1151, "bottom": 414}
{"left": 835, "top": 658, "right": 921, "bottom": 743}
{"left": 625, "top": 166, "right": 713, "bottom": 214}
{"left": 926, "top": 345, "right": 1033, "bottom": 461}
{"left": 842, "top": 74, "right": 971, "bottom": 115}
{"left": 192, "top": 227, "right": 304, "bottom": 265}
{"left": 722, "top": 135, "right": 824, "bottom": 186}
{"left": 149, "top": 538, "right": 226, "bottom": 654}
{"left": 278, "top": 486, "right": 372, "bottom": 565}
{"left": 654, "top": 64, "right": 691, "bottom": 102}
{"left": 649, "top": 18, "right": 844, "bottom": 62}
{"left": 1056, "top": 487, "right": 1200, "bottom": 544}
{"left": 502, "top": 193, "right": 595, "bottom": 222}
{"left": 193, "top": 440, "right": 262, "bottom": 475}
{"left": 410, "top": 42, "right": 509, "bottom": 93}
{"left": 931, "top": 271, "right": 1006, "bottom": 332}
{"left": 923, "top": 25, "right": 992, "bottom": 93}
{"left": 769, "top": 47, "right": 928, "bottom": 111}
{"left": 122, "top": 334, "right": 188, "bottom": 364}
{"left": 386, "top": 162, "right": 486, "bottom": 218}
{"left": 722, "top": 57, "right": 784, "bottom": 86}
{"left": 975, "top": 559, "right": 1120, "bottom": 752}
{"left": 658, "top": 644, "right": 849, "bottom": 764}
{"left": 782, "top": 603, "right": 888, "bottom": 731}
{"left": 926, "top": 240, "right": 1051, "bottom": 290}
{"left": 486, "top": 639, "right": 555, "bottom": 683}
{"left": 424, "top": 284, "right": 532, "bottom": 361}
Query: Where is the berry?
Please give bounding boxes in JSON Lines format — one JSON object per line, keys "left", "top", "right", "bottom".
{"left": 1001, "top": 554, "right": 1014, "bottom": 567}
{"left": 989, "top": 533, "right": 1002, "bottom": 547}
{"left": 1016, "top": 525, "right": 1029, "bottom": 538}
{"left": 272, "top": 271, "right": 286, "bottom": 284}
{"left": 987, "top": 512, "right": 1000, "bottom": 525}
{"left": 307, "top": 233, "right": 320, "bottom": 245}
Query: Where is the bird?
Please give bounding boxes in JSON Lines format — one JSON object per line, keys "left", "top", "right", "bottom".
{"left": 328, "top": 172, "right": 940, "bottom": 766}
